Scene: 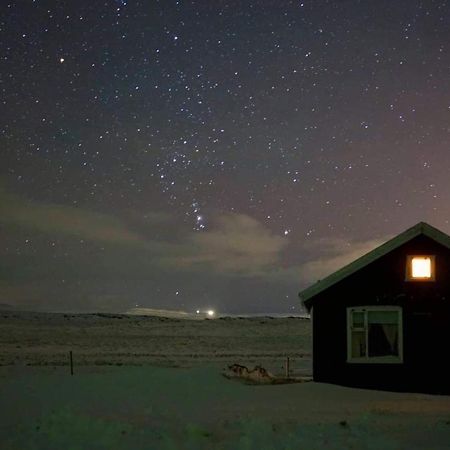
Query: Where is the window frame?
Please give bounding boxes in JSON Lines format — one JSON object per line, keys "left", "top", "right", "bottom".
{"left": 346, "top": 306, "right": 403, "bottom": 364}
{"left": 405, "top": 255, "right": 435, "bottom": 281}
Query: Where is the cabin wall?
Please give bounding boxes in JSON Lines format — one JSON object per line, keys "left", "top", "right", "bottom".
{"left": 311, "top": 235, "right": 450, "bottom": 394}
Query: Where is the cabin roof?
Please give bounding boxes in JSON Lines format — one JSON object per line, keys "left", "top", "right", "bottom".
{"left": 299, "top": 222, "right": 450, "bottom": 310}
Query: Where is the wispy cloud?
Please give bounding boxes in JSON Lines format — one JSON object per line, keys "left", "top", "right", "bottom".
{"left": 259, "top": 236, "right": 391, "bottom": 286}
{"left": 0, "top": 187, "right": 146, "bottom": 245}
{"left": 297, "top": 236, "right": 390, "bottom": 284}
{"left": 0, "top": 188, "right": 289, "bottom": 279}
{"left": 0, "top": 186, "right": 391, "bottom": 290}
{"left": 160, "top": 213, "right": 287, "bottom": 276}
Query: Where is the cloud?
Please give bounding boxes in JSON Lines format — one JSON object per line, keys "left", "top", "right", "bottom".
{"left": 0, "top": 187, "right": 289, "bottom": 280}
{"left": 160, "top": 213, "right": 287, "bottom": 276}
{"left": 297, "top": 236, "right": 391, "bottom": 284}
{"left": 0, "top": 186, "right": 390, "bottom": 290}
{"left": 257, "top": 236, "right": 392, "bottom": 287}
{"left": 0, "top": 187, "right": 147, "bottom": 246}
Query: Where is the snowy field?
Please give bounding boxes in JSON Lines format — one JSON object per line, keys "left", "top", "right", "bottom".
{"left": 0, "top": 311, "right": 311, "bottom": 374}
{"left": 1, "top": 311, "right": 450, "bottom": 449}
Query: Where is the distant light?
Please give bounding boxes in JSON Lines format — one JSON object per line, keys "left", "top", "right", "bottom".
{"left": 207, "top": 310, "right": 215, "bottom": 317}
{"left": 59, "top": 57, "right": 65, "bottom": 63}
{"left": 196, "top": 310, "right": 200, "bottom": 314}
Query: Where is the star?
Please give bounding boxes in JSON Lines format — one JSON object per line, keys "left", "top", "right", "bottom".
{"left": 1, "top": 0, "right": 449, "bottom": 315}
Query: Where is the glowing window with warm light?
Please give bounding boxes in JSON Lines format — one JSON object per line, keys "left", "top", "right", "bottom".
{"left": 406, "top": 255, "right": 435, "bottom": 281}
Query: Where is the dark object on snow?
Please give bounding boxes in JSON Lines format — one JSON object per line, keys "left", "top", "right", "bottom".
{"left": 225, "top": 364, "right": 275, "bottom": 383}
{"left": 224, "top": 364, "right": 311, "bottom": 385}
{"left": 299, "top": 222, "right": 450, "bottom": 394}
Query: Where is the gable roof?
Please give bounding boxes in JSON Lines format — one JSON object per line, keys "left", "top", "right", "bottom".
{"left": 299, "top": 222, "right": 450, "bottom": 310}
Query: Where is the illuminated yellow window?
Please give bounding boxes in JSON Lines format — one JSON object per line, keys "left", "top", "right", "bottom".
{"left": 412, "top": 257, "right": 431, "bottom": 277}
{"left": 406, "top": 255, "right": 435, "bottom": 281}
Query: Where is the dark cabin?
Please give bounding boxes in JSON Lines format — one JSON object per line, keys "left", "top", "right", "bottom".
{"left": 299, "top": 222, "right": 450, "bottom": 394}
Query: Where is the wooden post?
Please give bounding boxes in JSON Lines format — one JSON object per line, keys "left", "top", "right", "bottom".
{"left": 286, "top": 356, "right": 290, "bottom": 378}
{"left": 70, "top": 350, "right": 74, "bottom": 376}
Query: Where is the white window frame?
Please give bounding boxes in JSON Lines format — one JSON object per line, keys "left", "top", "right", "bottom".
{"left": 347, "top": 306, "right": 403, "bottom": 364}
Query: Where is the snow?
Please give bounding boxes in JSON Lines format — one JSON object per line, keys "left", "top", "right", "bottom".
{"left": 1, "top": 312, "right": 449, "bottom": 449}
{"left": 0, "top": 312, "right": 311, "bottom": 374}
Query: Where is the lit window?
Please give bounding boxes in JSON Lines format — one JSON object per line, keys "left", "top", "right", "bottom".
{"left": 347, "top": 307, "right": 403, "bottom": 363}
{"left": 412, "top": 257, "right": 431, "bottom": 278}
{"left": 406, "top": 255, "right": 435, "bottom": 281}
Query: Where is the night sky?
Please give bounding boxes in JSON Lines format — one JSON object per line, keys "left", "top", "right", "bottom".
{"left": 2, "top": 0, "right": 450, "bottom": 314}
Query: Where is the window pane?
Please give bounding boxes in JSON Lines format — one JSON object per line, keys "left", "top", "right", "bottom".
{"left": 411, "top": 257, "right": 431, "bottom": 278}
{"left": 368, "top": 311, "right": 398, "bottom": 324}
{"left": 351, "top": 330, "right": 366, "bottom": 358}
{"left": 352, "top": 311, "right": 365, "bottom": 328}
{"left": 368, "top": 323, "right": 399, "bottom": 357}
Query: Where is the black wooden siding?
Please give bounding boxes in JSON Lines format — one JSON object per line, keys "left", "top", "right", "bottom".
{"left": 310, "top": 234, "right": 450, "bottom": 394}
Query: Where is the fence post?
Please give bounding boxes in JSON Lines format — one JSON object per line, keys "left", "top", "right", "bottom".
{"left": 70, "top": 350, "right": 74, "bottom": 376}
{"left": 286, "top": 356, "right": 290, "bottom": 378}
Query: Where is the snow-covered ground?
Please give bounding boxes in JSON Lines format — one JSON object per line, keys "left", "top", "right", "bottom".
{"left": 1, "top": 312, "right": 449, "bottom": 449}
{"left": 0, "top": 311, "right": 311, "bottom": 375}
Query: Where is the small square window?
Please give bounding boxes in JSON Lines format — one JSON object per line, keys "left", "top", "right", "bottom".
{"left": 412, "top": 257, "right": 431, "bottom": 278}
{"left": 406, "top": 255, "right": 435, "bottom": 281}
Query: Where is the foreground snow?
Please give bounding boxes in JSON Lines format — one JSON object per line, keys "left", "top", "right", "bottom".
{"left": 1, "top": 365, "right": 449, "bottom": 450}
{"left": 1, "top": 312, "right": 449, "bottom": 449}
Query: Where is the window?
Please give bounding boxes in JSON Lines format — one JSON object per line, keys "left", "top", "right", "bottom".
{"left": 347, "top": 307, "right": 403, "bottom": 363}
{"left": 406, "top": 255, "right": 435, "bottom": 281}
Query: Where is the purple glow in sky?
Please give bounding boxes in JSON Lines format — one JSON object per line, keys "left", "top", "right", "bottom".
{"left": 1, "top": 1, "right": 450, "bottom": 313}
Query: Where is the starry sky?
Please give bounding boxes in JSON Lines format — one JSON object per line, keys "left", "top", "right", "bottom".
{"left": 2, "top": 0, "right": 450, "bottom": 314}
